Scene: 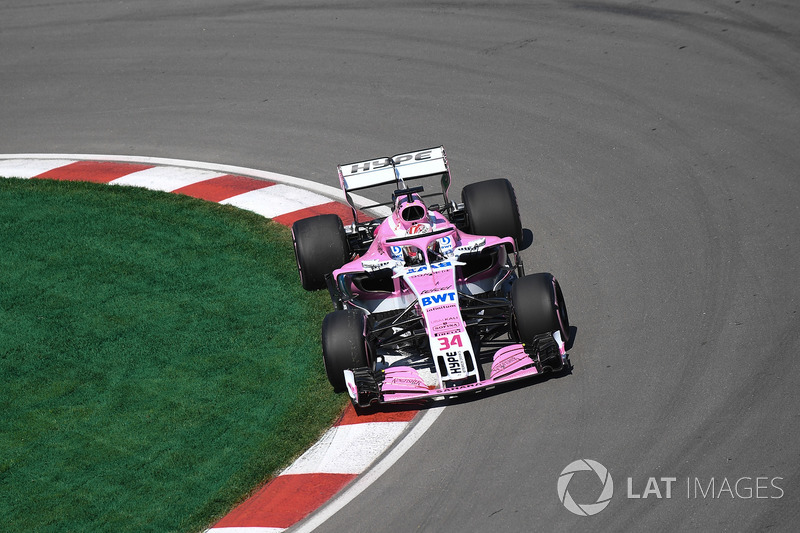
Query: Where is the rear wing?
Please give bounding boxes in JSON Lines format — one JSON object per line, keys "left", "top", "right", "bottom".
{"left": 337, "top": 146, "right": 451, "bottom": 223}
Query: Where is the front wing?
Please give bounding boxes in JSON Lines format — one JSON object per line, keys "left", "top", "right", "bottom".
{"left": 343, "top": 332, "right": 568, "bottom": 407}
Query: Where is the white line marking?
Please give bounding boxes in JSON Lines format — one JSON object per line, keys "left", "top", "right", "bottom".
{"left": 290, "top": 406, "right": 445, "bottom": 533}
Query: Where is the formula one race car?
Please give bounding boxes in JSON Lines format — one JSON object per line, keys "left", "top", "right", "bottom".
{"left": 291, "top": 146, "right": 570, "bottom": 407}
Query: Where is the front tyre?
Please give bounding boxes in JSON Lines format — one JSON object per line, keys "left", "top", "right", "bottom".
{"left": 321, "top": 310, "right": 370, "bottom": 393}
{"left": 511, "top": 273, "right": 570, "bottom": 345}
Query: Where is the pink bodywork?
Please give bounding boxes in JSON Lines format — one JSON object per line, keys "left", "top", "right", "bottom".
{"left": 333, "top": 211, "right": 566, "bottom": 404}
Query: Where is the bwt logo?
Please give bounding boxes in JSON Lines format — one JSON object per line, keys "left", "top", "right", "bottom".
{"left": 421, "top": 291, "right": 456, "bottom": 307}
{"left": 557, "top": 459, "right": 614, "bottom": 516}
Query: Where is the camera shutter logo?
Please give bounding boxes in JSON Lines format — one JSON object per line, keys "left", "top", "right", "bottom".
{"left": 557, "top": 459, "right": 614, "bottom": 516}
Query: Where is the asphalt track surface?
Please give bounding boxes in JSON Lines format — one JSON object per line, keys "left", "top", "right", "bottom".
{"left": 2, "top": 1, "right": 798, "bottom": 531}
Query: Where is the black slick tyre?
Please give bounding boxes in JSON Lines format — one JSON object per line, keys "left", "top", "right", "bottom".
{"left": 511, "top": 273, "right": 570, "bottom": 345}
{"left": 462, "top": 178, "right": 523, "bottom": 246}
{"left": 291, "top": 214, "right": 349, "bottom": 291}
{"left": 321, "top": 310, "right": 370, "bottom": 393}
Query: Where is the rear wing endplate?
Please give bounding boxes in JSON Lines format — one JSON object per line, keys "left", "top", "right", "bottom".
{"left": 337, "top": 146, "right": 451, "bottom": 223}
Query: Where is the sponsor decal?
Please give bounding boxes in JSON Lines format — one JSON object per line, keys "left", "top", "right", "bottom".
{"left": 427, "top": 303, "right": 457, "bottom": 312}
{"left": 348, "top": 157, "right": 390, "bottom": 175}
{"left": 432, "top": 321, "right": 460, "bottom": 332}
{"left": 362, "top": 258, "right": 403, "bottom": 272}
{"left": 392, "top": 149, "right": 432, "bottom": 166}
{"left": 445, "top": 350, "right": 463, "bottom": 374}
{"left": 347, "top": 149, "right": 433, "bottom": 175}
{"left": 421, "top": 291, "right": 456, "bottom": 307}
{"left": 439, "top": 235, "right": 454, "bottom": 255}
{"left": 493, "top": 353, "right": 528, "bottom": 372}
{"left": 434, "top": 381, "right": 477, "bottom": 392}
{"left": 453, "top": 238, "right": 486, "bottom": 257}
{"left": 406, "top": 261, "right": 452, "bottom": 275}
{"left": 420, "top": 286, "right": 456, "bottom": 295}
{"left": 387, "top": 377, "right": 426, "bottom": 387}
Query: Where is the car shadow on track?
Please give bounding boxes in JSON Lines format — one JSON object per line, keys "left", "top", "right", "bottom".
{"left": 520, "top": 228, "right": 533, "bottom": 250}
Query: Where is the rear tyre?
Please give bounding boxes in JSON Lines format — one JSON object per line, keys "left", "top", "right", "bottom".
{"left": 462, "top": 178, "right": 523, "bottom": 247}
{"left": 292, "top": 214, "right": 349, "bottom": 291}
{"left": 322, "top": 310, "right": 370, "bottom": 393}
{"left": 511, "top": 273, "right": 570, "bottom": 345}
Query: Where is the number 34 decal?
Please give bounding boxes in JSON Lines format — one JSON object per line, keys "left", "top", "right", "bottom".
{"left": 437, "top": 334, "right": 463, "bottom": 351}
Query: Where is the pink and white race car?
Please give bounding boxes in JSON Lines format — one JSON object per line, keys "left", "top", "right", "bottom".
{"left": 291, "top": 146, "right": 570, "bottom": 407}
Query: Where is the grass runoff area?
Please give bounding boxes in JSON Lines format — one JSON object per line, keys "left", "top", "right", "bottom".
{"left": 0, "top": 177, "right": 347, "bottom": 532}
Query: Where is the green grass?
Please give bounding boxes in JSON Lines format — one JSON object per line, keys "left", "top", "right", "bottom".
{"left": 0, "top": 178, "right": 347, "bottom": 532}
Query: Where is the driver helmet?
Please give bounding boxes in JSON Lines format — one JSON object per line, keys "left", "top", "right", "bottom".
{"left": 402, "top": 224, "right": 431, "bottom": 265}
{"left": 403, "top": 246, "right": 424, "bottom": 265}
{"left": 392, "top": 192, "right": 429, "bottom": 232}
